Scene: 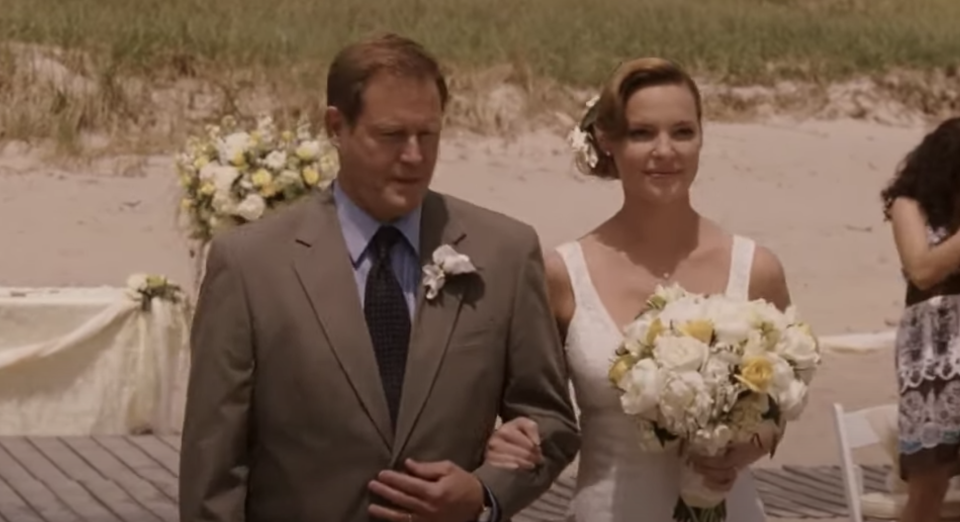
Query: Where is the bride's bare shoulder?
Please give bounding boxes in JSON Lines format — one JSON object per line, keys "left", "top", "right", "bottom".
{"left": 730, "top": 233, "right": 791, "bottom": 309}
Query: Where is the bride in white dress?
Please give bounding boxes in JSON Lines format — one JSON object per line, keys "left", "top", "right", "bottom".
{"left": 483, "top": 58, "right": 794, "bottom": 521}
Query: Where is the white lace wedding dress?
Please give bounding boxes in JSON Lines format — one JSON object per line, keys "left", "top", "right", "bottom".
{"left": 556, "top": 237, "right": 768, "bottom": 522}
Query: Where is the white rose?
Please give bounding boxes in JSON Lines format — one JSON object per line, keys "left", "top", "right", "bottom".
{"left": 660, "top": 371, "right": 713, "bottom": 429}
{"left": 264, "top": 150, "right": 287, "bottom": 171}
{"left": 199, "top": 164, "right": 241, "bottom": 193}
{"left": 703, "top": 298, "right": 753, "bottom": 344}
{"left": 700, "top": 354, "right": 734, "bottom": 385}
{"left": 218, "top": 132, "right": 251, "bottom": 165}
{"left": 273, "top": 169, "right": 302, "bottom": 189}
{"left": 776, "top": 379, "right": 809, "bottom": 421}
{"left": 126, "top": 273, "right": 147, "bottom": 292}
{"left": 432, "top": 245, "right": 475, "bottom": 274}
{"left": 211, "top": 191, "right": 238, "bottom": 215}
{"left": 653, "top": 335, "right": 709, "bottom": 372}
{"left": 235, "top": 194, "right": 266, "bottom": 221}
{"left": 776, "top": 325, "right": 820, "bottom": 371}
{"left": 742, "top": 329, "right": 767, "bottom": 357}
{"left": 657, "top": 297, "right": 705, "bottom": 325}
{"left": 749, "top": 300, "right": 788, "bottom": 330}
{"left": 765, "top": 355, "right": 795, "bottom": 396}
{"left": 296, "top": 140, "right": 322, "bottom": 161}
{"left": 619, "top": 358, "right": 664, "bottom": 418}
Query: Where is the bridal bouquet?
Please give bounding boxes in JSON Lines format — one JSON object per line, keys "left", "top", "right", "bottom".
{"left": 608, "top": 284, "right": 820, "bottom": 522}
{"left": 175, "top": 114, "right": 339, "bottom": 243}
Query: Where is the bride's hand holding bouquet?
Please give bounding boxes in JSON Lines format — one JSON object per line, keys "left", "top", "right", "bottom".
{"left": 608, "top": 283, "right": 821, "bottom": 522}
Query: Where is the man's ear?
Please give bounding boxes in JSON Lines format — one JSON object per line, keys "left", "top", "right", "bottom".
{"left": 324, "top": 106, "right": 346, "bottom": 146}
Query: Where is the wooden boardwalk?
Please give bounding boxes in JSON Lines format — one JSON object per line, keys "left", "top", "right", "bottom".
{"left": 0, "top": 436, "right": 883, "bottom": 521}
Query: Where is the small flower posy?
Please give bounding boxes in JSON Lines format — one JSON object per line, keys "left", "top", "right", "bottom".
{"left": 422, "top": 245, "right": 476, "bottom": 300}
{"left": 125, "top": 273, "right": 183, "bottom": 311}
{"left": 566, "top": 94, "right": 601, "bottom": 169}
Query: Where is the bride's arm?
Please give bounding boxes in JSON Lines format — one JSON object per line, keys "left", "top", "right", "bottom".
{"left": 748, "top": 245, "right": 792, "bottom": 459}
{"left": 748, "top": 245, "right": 791, "bottom": 312}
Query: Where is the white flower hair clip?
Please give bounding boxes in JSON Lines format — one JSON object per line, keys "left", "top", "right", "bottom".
{"left": 422, "top": 244, "right": 477, "bottom": 300}
{"left": 566, "top": 94, "right": 601, "bottom": 169}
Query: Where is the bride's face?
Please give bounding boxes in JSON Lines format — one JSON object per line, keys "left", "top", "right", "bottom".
{"left": 602, "top": 84, "right": 702, "bottom": 205}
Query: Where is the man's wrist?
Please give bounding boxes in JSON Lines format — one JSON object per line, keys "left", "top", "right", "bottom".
{"left": 476, "top": 481, "right": 499, "bottom": 522}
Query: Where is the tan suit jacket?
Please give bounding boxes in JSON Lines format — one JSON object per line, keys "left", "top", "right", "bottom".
{"left": 179, "top": 188, "right": 580, "bottom": 521}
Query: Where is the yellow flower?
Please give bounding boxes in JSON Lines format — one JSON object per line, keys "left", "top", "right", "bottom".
{"left": 679, "top": 319, "right": 713, "bottom": 344}
{"left": 302, "top": 167, "right": 320, "bottom": 186}
{"left": 193, "top": 156, "right": 209, "bottom": 170}
{"left": 608, "top": 353, "right": 636, "bottom": 384}
{"left": 144, "top": 275, "right": 168, "bottom": 290}
{"left": 230, "top": 151, "right": 246, "bottom": 167}
{"left": 259, "top": 182, "right": 278, "bottom": 198}
{"left": 199, "top": 182, "right": 216, "bottom": 196}
{"left": 179, "top": 174, "right": 193, "bottom": 188}
{"left": 281, "top": 130, "right": 294, "bottom": 142}
{"left": 180, "top": 198, "right": 194, "bottom": 210}
{"left": 251, "top": 168, "right": 272, "bottom": 187}
{"left": 647, "top": 295, "right": 667, "bottom": 309}
{"left": 737, "top": 356, "right": 774, "bottom": 393}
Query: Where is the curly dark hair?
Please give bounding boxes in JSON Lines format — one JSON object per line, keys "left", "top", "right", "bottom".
{"left": 880, "top": 117, "right": 960, "bottom": 232}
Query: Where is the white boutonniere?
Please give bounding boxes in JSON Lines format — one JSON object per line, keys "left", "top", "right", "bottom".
{"left": 423, "top": 244, "right": 476, "bottom": 300}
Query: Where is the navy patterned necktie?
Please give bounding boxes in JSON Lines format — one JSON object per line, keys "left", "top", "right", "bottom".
{"left": 364, "top": 226, "right": 411, "bottom": 428}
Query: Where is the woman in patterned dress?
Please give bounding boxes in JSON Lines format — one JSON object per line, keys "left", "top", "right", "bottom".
{"left": 881, "top": 116, "right": 960, "bottom": 522}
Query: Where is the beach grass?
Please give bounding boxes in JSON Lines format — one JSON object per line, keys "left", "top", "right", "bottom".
{"left": 1, "top": 0, "right": 959, "bottom": 151}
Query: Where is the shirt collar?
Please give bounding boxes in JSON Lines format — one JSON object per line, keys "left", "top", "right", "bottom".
{"left": 332, "top": 181, "right": 422, "bottom": 265}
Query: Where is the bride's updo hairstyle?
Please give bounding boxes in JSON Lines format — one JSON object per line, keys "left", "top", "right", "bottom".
{"left": 574, "top": 57, "right": 703, "bottom": 179}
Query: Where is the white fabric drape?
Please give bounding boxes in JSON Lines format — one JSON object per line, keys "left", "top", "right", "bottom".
{"left": 0, "top": 287, "right": 190, "bottom": 436}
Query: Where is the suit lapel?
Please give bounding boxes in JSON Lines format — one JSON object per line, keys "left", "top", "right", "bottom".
{"left": 292, "top": 189, "right": 393, "bottom": 449}
{"left": 392, "top": 192, "right": 468, "bottom": 460}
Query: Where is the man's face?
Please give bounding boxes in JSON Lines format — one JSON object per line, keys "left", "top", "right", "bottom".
{"left": 325, "top": 73, "right": 444, "bottom": 222}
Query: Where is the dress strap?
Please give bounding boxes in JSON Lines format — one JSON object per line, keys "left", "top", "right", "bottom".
{"left": 725, "top": 235, "right": 755, "bottom": 300}
{"left": 554, "top": 241, "right": 591, "bottom": 307}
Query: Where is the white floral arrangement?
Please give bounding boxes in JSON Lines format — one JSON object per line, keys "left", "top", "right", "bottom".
{"left": 608, "top": 283, "right": 821, "bottom": 522}
{"left": 566, "top": 94, "right": 600, "bottom": 171}
{"left": 175, "top": 114, "right": 339, "bottom": 243}
{"left": 422, "top": 245, "right": 476, "bottom": 300}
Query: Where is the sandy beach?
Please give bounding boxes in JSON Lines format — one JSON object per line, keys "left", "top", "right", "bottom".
{"left": 0, "top": 117, "right": 928, "bottom": 471}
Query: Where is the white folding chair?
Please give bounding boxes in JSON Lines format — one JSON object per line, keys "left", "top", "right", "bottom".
{"left": 833, "top": 402, "right": 960, "bottom": 521}
{"left": 833, "top": 403, "right": 893, "bottom": 522}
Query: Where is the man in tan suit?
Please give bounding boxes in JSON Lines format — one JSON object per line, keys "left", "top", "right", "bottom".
{"left": 179, "top": 33, "right": 580, "bottom": 522}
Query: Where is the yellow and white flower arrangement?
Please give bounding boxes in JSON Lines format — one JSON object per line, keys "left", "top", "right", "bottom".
{"left": 175, "top": 114, "right": 339, "bottom": 243}
{"left": 608, "top": 283, "right": 821, "bottom": 522}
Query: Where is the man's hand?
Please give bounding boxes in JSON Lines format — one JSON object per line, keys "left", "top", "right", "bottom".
{"left": 368, "top": 459, "right": 485, "bottom": 522}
